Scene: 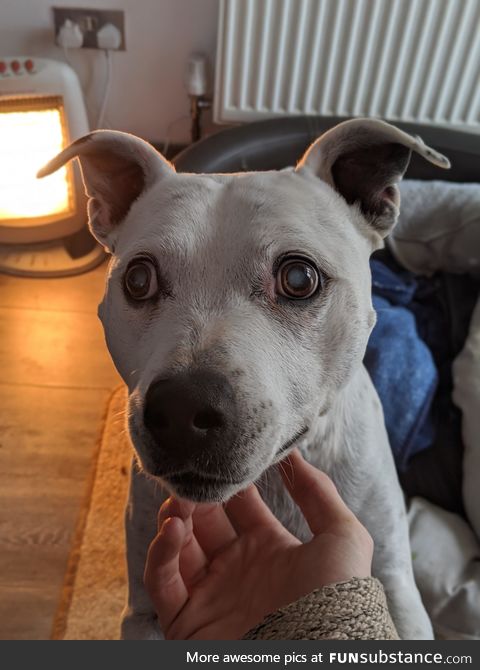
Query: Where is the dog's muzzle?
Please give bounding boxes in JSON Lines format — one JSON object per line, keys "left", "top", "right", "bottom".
{"left": 143, "top": 368, "right": 241, "bottom": 492}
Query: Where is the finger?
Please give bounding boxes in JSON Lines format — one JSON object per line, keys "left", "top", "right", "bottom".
{"left": 280, "top": 449, "right": 355, "bottom": 535}
{"left": 158, "top": 496, "right": 195, "bottom": 532}
{"left": 144, "top": 516, "right": 188, "bottom": 632}
{"left": 224, "top": 484, "right": 287, "bottom": 535}
{"left": 192, "top": 503, "right": 238, "bottom": 557}
{"left": 159, "top": 497, "right": 208, "bottom": 587}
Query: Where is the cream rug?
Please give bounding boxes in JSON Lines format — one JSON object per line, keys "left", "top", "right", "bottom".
{"left": 51, "top": 386, "right": 132, "bottom": 640}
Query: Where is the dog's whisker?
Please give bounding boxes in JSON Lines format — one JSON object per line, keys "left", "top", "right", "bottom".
{"left": 281, "top": 454, "right": 295, "bottom": 488}
{"left": 277, "top": 460, "right": 293, "bottom": 490}
{"left": 255, "top": 472, "right": 269, "bottom": 498}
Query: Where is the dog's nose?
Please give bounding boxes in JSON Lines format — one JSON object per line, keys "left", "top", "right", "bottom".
{"left": 143, "top": 369, "right": 237, "bottom": 457}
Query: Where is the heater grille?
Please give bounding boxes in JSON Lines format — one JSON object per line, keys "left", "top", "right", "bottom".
{"left": 0, "top": 94, "right": 75, "bottom": 225}
{"left": 214, "top": 0, "right": 480, "bottom": 130}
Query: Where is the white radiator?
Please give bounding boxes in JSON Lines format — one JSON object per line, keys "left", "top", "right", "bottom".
{"left": 214, "top": 0, "right": 480, "bottom": 130}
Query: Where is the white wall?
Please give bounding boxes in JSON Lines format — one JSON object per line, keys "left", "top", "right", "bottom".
{"left": 0, "top": 0, "right": 219, "bottom": 143}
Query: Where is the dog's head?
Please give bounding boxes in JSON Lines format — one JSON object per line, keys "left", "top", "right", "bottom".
{"left": 39, "top": 119, "right": 448, "bottom": 501}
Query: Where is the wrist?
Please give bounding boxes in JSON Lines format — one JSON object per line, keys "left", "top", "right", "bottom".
{"left": 243, "top": 577, "right": 399, "bottom": 640}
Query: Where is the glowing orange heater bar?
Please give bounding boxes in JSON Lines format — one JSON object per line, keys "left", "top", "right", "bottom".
{"left": 0, "top": 95, "right": 75, "bottom": 224}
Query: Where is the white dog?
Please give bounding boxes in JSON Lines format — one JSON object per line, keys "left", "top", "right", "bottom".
{"left": 39, "top": 118, "right": 449, "bottom": 639}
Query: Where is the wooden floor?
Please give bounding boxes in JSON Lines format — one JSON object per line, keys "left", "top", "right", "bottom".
{"left": 0, "top": 261, "right": 121, "bottom": 640}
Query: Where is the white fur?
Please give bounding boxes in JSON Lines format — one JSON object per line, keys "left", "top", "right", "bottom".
{"left": 107, "top": 166, "right": 432, "bottom": 639}
{"left": 40, "top": 120, "right": 448, "bottom": 640}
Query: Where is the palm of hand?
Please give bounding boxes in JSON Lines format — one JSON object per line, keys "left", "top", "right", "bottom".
{"left": 171, "top": 527, "right": 296, "bottom": 639}
{"left": 144, "top": 451, "right": 373, "bottom": 640}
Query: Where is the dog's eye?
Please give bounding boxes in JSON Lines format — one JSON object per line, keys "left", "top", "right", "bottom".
{"left": 124, "top": 260, "right": 158, "bottom": 300}
{"left": 276, "top": 257, "right": 320, "bottom": 300}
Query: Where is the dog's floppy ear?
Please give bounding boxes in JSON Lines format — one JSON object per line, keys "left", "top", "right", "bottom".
{"left": 38, "top": 130, "right": 174, "bottom": 250}
{"left": 297, "top": 118, "right": 450, "bottom": 236}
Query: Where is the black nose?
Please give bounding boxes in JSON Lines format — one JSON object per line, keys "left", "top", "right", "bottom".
{"left": 143, "top": 369, "right": 237, "bottom": 458}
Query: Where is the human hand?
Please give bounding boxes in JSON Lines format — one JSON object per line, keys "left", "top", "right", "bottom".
{"left": 144, "top": 449, "right": 373, "bottom": 640}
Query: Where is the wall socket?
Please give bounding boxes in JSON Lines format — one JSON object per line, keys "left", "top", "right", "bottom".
{"left": 52, "top": 7, "right": 126, "bottom": 50}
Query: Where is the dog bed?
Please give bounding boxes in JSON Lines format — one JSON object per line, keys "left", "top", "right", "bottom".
{"left": 391, "top": 180, "right": 480, "bottom": 640}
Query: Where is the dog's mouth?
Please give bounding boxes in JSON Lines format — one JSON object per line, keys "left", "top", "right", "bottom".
{"left": 163, "top": 471, "right": 244, "bottom": 502}
{"left": 156, "top": 426, "right": 309, "bottom": 502}
{"left": 277, "top": 426, "right": 309, "bottom": 454}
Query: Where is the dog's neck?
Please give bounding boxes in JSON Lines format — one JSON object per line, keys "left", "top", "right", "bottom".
{"left": 262, "top": 364, "right": 384, "bottom": 539}
{"left": 262, "top": 365, "right": 379, "bottom": 539}
{"left": 300, "top": 364, "right": 379, "bottom": 479}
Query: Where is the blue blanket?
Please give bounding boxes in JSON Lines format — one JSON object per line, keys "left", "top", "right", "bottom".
{"left": 365, "top": 259, "right": 438, "bottom": 470}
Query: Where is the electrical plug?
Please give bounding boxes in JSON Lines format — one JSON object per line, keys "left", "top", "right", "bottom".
{"left": 57, "top": 19, "right": 84, "bottom": 49}
{"left": 97, "top": 23, "right": 122, "bottom": 50}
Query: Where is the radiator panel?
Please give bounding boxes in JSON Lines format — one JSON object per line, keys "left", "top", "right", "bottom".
{"left": 214, "top": 0, "right": 480, "bottom": 129}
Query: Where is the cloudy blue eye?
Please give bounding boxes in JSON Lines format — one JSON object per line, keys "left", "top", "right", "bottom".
{"left": 276, "top": 257, "right": 320, "bottom": 300}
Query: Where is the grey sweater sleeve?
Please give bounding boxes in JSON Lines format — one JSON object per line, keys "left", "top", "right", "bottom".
{"left": 243, "top": 577, "right": 400, "bottom": 640}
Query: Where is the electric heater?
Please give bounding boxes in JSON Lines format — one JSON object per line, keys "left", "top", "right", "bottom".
{"left": 0, "top": 56, "right": 104, "bottom": 277}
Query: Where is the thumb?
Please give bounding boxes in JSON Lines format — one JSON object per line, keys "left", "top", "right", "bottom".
{"left": 280, "top": 449, "right": 356, "bottom": 535}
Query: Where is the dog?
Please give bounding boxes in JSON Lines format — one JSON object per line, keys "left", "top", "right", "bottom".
{"left": 39, "top": 118, "right": 449, "bottom": 639}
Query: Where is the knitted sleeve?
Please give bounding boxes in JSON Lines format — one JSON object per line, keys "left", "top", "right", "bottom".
{"left": 243, "top": 577, "right": 400, "bottom": 640}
